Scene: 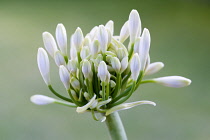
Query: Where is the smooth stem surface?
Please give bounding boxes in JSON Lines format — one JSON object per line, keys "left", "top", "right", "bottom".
{"left": 105, "top": 112, "right": 127, "bottom": 140}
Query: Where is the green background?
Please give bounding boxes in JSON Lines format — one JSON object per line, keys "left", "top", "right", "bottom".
{"left": 0, "top": 0, "right": 209, "bottom": 140}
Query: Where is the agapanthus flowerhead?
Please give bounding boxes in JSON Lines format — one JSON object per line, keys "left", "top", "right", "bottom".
{"left": 32, "top": 9, "right": 191, "bottom": 122}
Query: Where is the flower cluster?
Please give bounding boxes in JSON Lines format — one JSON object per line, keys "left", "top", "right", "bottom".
{"left": 31, "top": 10, "right": 191, "bottom": 122}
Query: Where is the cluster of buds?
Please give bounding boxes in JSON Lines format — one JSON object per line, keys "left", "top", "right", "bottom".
{"left": 31, "top": 10, "right": 191, "bottom": 122}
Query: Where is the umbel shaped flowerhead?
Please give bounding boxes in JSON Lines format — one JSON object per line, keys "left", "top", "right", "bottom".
{"left": 32, "top": 9, "right": 191, "bottom": 122}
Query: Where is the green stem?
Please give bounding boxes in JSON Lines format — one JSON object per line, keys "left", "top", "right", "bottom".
{"left": 105, "top": 112, "right": 127, "bottom": 140}
{"left": 48, "top": 85, "right": 72, "bottom": 102}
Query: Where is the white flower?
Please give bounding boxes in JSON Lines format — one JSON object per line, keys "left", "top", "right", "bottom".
{"left": 37, "top": 48, "right": 50, "bottom": 85}
{"left": 145, "top": 62, "right": 164, "bottom": 75}
{"left": 80, "top": 46, "right": 90, "bottom": 60}
{"left": 42, "top": 32, "right": 58, "bottom": 57}
{"left": 120, "top": 56, "right": 128, "bottom": 73}
{"left": 119, "top": 21, "right": 129, "bottom": 43}
{"left": 56, "top": 24, "right": 67, "bottom": 55}
{"left": 128, "top": 10, "right": 141, "bottom": 43}
{"left": 31, "top": 95, "right": 55, "bottom": 105}
{"left": 111, "top": 57, "right": 121, "bottom": 73}
{"left": 153, "top": 76, "right": 191, "bottom": 88}
{"left": 105, "top": 20, "right": 114, "bottom": 35}
{"left": 97, "top": 25, "right": 108, "bottom": 53}
{"left": 130, "top": 53, "right": 141, "bottom": 81}
{"left": 82, "top": 60, "right": 93, "bottom": 81}
{"left": 139, "top": 28, "right": 151, "bottom": 71}
{"left": 67, "top": 59, "right": 77, "bottom": 74}
{"left": 90, "top": 40, "right": 100, "bottom": 56}
{"left": 54, "top": 51, "right": 66, "bottom": 66}
{"left": 59, "top": 65, "right": 70, "bottom": 89}
{"left": 72, "top": 27, "right": 84, "bottom": 52}
{"left": 98, "top": 61, "right": 108, "bottom": 82}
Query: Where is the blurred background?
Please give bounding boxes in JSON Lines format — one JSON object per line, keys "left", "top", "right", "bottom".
{"left": 0, "top": 0, "right": 209, "bottom": 140}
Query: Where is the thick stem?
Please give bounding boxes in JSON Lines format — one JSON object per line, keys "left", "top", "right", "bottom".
{"left": 105, "top": 112, "right": 127, "bottom": 140}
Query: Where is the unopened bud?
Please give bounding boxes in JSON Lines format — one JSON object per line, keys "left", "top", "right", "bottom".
{"left": 37, "top": 48, "right": 50, "bottom": 85}
{"left": 70, "top": 77, "right": 80, "bottom": 90}
{"left": 105, "top": 20, "right": 114, "bottom": 35}
{"left": 54, "top": 51, "right": 66, "bottom": 66}
{"left": 72, "top": 27, "right": 84, "bottom": 52}
{"left": 42, "top": 32, "right": 58, "bottom": 57}
{"left": 145, "top": 62, "right": 164, "bottom": 76}
{"left": 82, "top": 60, "right": 93, "bottom": 81}
{"left": 128, "top": 10, "right": 141, "bottom": 43}
{"left": 97, "top": 25, "right": 108, "bottom": 53}
{"left": 119, "top": 21, "right": 129, "bottom": 43}
{"left": 59, "top": 65, "right": 70, "bottom": 89}
{"left": 130, "top": 53, "right": 141, "bottom": 81}
{"left": 98, "top": 61, "right": 108, "bottom": 82}
{"left": 56, "top": 24, "right": 67, "bottom": 55}
{"left": 80, "top": 46, "right": 90, "bottom": 60}
{"left": 153, "top": 76, "right": 191, "bottom": 88}
{"left": 31, "top": 95, "right": 55, "bottom": 105}
{"left": 111, "top": 57, "right": 121, "bottom": 73}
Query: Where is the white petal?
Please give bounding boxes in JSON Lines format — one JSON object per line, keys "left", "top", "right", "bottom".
{"left": 76, "top": 95, "right": 96, "bottom": 113}
{"left": 106, "top": 100, "right": 156, "bottom": 116}
{"left": 111, "top": 57, "right": 121, "bottom": 73}
{"left": 120, "top": 56, "right": 128, "bottom": 73}
{"left": 37, "top": 48, "right": 50, "bottom": 85}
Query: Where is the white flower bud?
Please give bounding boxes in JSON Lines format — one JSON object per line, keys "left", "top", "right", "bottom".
{"left": 120, "top": 56, "right": 128, "bottom": 73}
{"left": 56, "top": 24, "right": 67, "bottom": 55}
{"left": 70, "top": 45, "right": 77, "bottom": 60}
{"left": 80, "top": 46, "right": 90, "bottom": 60}
{"left": 71, "top": 90, "right": 78, "bottom": 100}
{"left": 82, "top": 60, "right": 93, "bottom": 81}
{"left": 70, "top": 77, "right": 80, "bottom": 90}
{"left": 119, "top": 21, "right": 129, "bottom": 43}
{"left": 42, "top": 32, "right": 58, "bottom": 57}
{"left": 98, "top": 61, "right": 108, "bottom": 82}
{"left": 111, "top": 57, "right": 121, "bottom": 73}
{"left": 89, "top": 26, "right": 98, "bottom": 40}
{"left": 67, "top": 59, "right": 78, "bottom": 74}
{"left": 153, "top": 76, "right": 191, "bottom": 88}
{"left": 54, "top": 51, "right": 66, "bottom": 66}
{"left": 130, "top": 53, "right": 141, "bottom": 81}
{"left": 83, "top": 36, "right": 91, "bottom": 47}
{"left": 37, "top": 48, "right": 50, "bottom": 85}
{"left": 90, "top": 40, "right": 100, "bottom": 56}
{"left": 97, "top": 25, "right": 108, "bottom": 53}
{"left": 59, "top": 65, "right": 70, "bottom": 89}
{"left": 145, "top": 62, "right": 164, "bottom": 76}
{"left": 128, "top": 10, "right": 141, "bottom": 43}
{"left": 139, "top": 28, "right": 151, "bottom": 71}
{"left": 72, "top": 27, "right": 84, "bottom": 52}
{"left": 117, "top": 48, "right": 127, "bottom": 61}
{"left": 106, "top": 29, "right": 112, "bottom": 46}
{"left": 94, "top": 54, "right": 103, "bottom": 67}
{"left": 105, "top": 20, "right": 114, "bottom": 35}
{"left": 110, "top": 80, "right": 116, "bottom": 88}
{"left": 31, "top": 95, "right": 55, "bottom": 105}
